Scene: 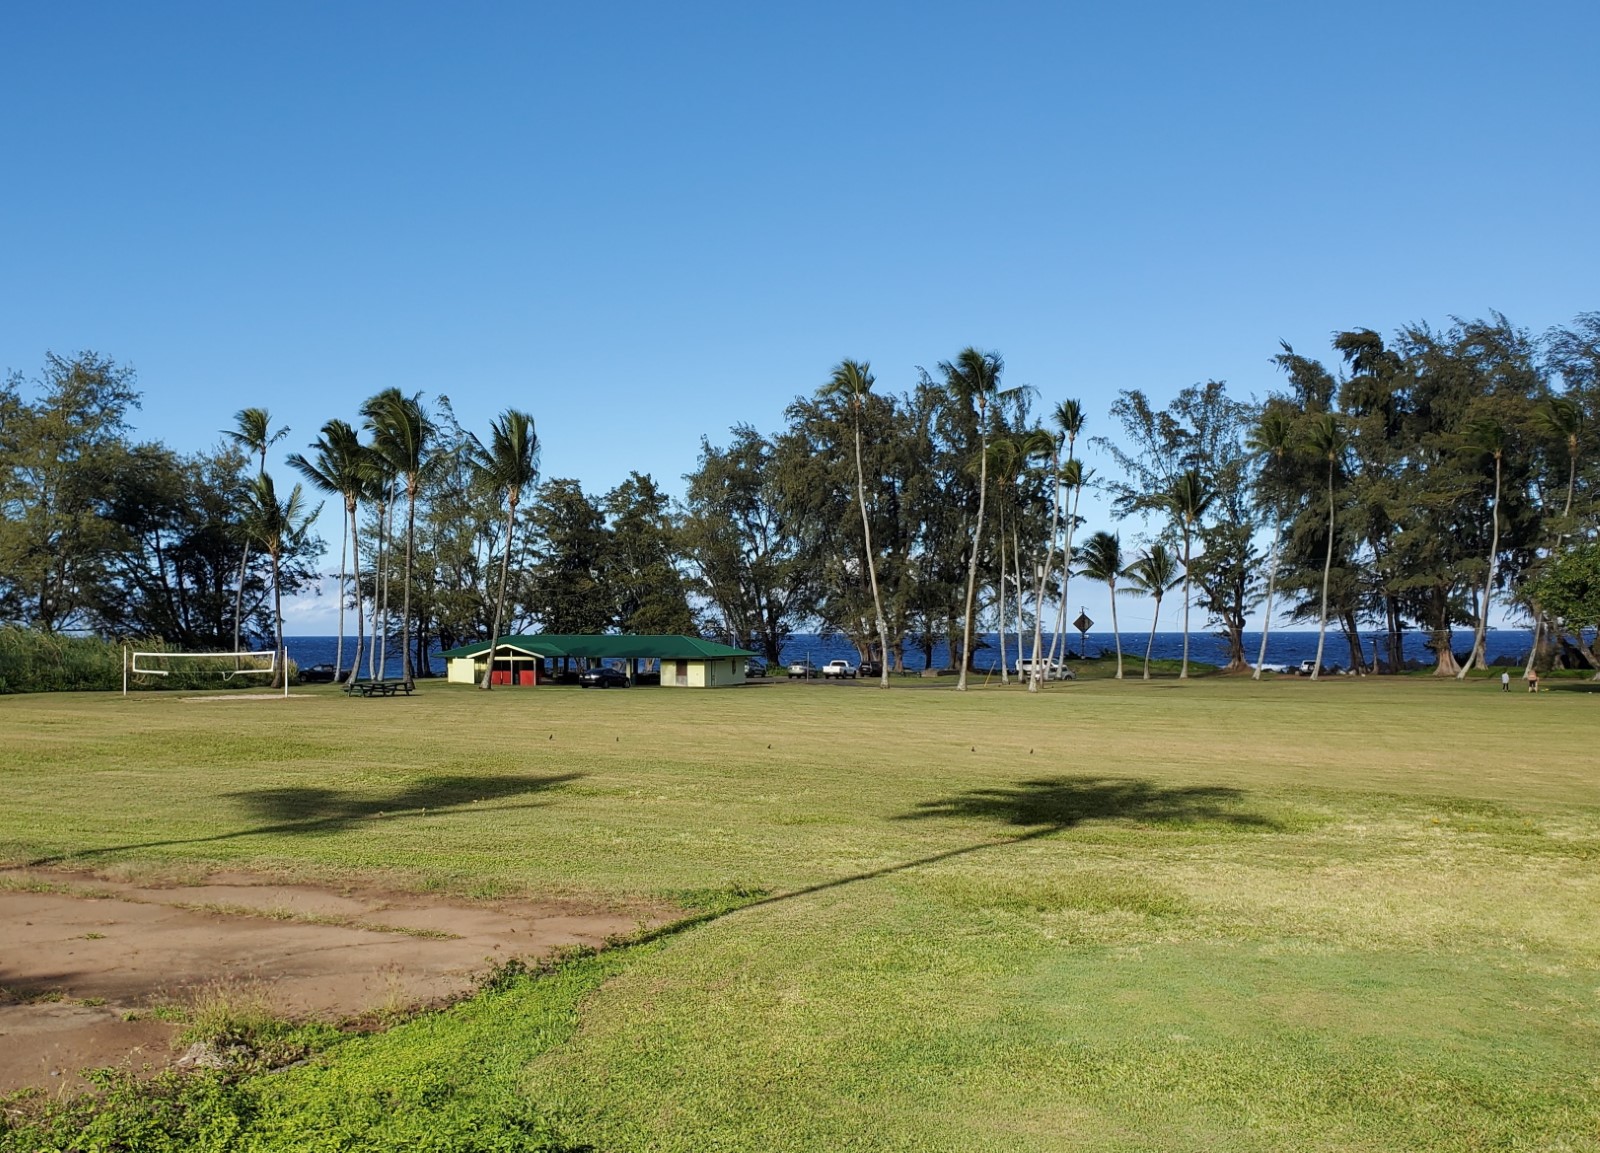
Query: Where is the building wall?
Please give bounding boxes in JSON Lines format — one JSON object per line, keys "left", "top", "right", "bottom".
{"left": 447, "top": 656, "right": 481, "bottom": 684}
{"left": 663, "top": 657, "right": 746, "bottom": 688}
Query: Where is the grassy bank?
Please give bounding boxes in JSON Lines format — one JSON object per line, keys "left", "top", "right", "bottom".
{"left": 3, "top": 677, "right": 1597, "bottom": 1150}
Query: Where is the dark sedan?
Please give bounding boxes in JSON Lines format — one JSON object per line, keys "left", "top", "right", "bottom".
{"left": 577, "top": 667, "right": 630, "bottom": 689}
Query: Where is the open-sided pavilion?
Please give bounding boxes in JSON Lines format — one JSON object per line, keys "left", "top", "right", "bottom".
{"left": 438, "top": 634, "right": 757, "bottom": 688}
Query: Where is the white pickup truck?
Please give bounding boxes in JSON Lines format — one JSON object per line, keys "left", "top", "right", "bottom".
{"left": 821, "top": 659, "right": 858, "bottom": 679}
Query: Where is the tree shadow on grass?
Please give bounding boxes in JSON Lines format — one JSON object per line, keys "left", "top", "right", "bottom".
{"left": 28, "top": 772, "right": 584, "bottom": 866}
{"left": 642, "top": 775, "right": 1277, "bottom": 938}
{"left": 897, "top": 775, "right": 1278, "bottom": 832}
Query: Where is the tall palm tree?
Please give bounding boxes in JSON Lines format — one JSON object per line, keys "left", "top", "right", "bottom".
{"left": 362, "top": 390, "right": 434, "bottom": 684}
{"left": 821, "top": 360, "right": 891, "bottom": 689}
{"left": 1078, "top": 531, "right": 1125, "bottom": 679}
{"left": 223, "top": 408, "right": 288, "bottom": 652}
{"left": 1304, "top": 413, "right": 1348, "bottom": 682}
{"left": 240, "top": 473, "right": 318, "bottom": 689}
{"left": 287, "top": 420, "right": 368, "bottom": 685}
{"left": 939, "top": 348, "right": 1003, "bottom": 690}
{"left": 473, "top": 409, "right": 540, "bottom": 691}
{"left": 1247, "top": 407, "right": 1296, "bottom": 680}
{"left": 1123, "top": 543, "right": 1181, "bottom": 681}
{"left": 1457, "top": 418, "right": 1507, "bottom": 680}
{"left": 1162, "top": 469, "right": 1214, "bottom": 679}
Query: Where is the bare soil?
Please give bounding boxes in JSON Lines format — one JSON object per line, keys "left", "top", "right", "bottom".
{"left": 0, "top": 867, "right": 670, "bottom": 1095}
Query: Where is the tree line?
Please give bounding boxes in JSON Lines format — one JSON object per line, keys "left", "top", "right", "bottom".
{"left": 3, "top": 311, "right": 1597, "bottom": 686}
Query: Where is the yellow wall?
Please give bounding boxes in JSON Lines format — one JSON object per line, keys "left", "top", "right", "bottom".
{"left": 662, "top": 657, "right": 746, "bottom": 688}
{"left": 447, "top": 656, "right": 481, "bottom": 684}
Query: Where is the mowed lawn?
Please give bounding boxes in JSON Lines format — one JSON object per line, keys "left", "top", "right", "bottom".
{"left": 3, "top": 676, "right": 1598, "bottom": 1151}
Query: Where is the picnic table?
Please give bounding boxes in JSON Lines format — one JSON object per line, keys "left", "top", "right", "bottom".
{"left": 344, "top": 679, "right": 414, "bottom": 697}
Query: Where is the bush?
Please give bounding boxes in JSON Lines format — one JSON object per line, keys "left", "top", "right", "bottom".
{"left": 0, "top": 627, "right": 290, "bottom": 694}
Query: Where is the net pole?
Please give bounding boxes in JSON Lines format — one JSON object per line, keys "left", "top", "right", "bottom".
{"left": 123, "top": 646, "right": 128, "bottom": 697}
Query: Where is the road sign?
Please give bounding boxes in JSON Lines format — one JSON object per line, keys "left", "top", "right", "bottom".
{"left": 1073, "top": 612, "right": 1093, "bottom": 633}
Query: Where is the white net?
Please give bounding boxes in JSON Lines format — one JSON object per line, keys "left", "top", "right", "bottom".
{"left": 124, "top": 649, "right": 280, "bottom": 695}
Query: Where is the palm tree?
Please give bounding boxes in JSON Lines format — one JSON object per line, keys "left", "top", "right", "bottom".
{"left": 287, "top": 420, "right": 368, "bottom": 686}
{"left": 1078, "top": 531, "right": 1125, "bottom": 679}
{"left": 223, "top": 408, "right": 288, "bottom": 652}
{"left": 240, "top": 473, "right": 318, "bottom": 689}
{"left": 821, "top": 360, "right": 891, "bottom": 689}
{"left": 1457, "top": 418, "right": 1507, "bottom": 680}
{"left": 1162, "top": 469, "right": 1214, "bottom": 679}
{"left": 362, "top": 390, "right": 434, "bottom": 684}
{"left": 939, "top": 348, "right": 1003, "bottom": 690}
{"left": 1247, "top": 407, "right": 1296, "bottom": 680}
{"left": 473, "top": 409, "right": 540, "bottom": 691}
{"left": 1123, "top": 543, "right": 1181, "bottom": 680}
{"left": 1303, "top": 413, "right": 1348, "bottom": 682}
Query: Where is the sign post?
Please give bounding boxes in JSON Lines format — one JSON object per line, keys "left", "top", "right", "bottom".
{"left": 1073, "top": 610, "right": 1094, "bottom": 659}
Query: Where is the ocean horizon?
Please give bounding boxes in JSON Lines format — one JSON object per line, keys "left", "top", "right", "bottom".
{"left": 283, "top": 628, "right": 1545, "bottom": 678}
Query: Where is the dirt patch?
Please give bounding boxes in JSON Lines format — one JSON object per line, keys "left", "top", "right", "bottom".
{"left": 0, "top": 868, "right": 671, "bottom": 1095}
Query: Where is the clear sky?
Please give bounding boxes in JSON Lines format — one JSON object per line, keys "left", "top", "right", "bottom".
{"left": 4, "top": 1, "right": 1596, "bottom": 634}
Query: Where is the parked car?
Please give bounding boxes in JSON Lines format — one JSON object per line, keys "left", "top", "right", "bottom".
{"left": 1015, "top": 657, "right": 1075, "bottom": 681}
{"left": 298, "top": 663, "right": 340, "bottom": 684}
{"left": 745, "top": 658, "right": 768, "bottom": 677}
{"left": 822, "top": 659, "right": 857, "bottom": 679}
{"left": 787, "top": 660, "right": 817, "bottom": 679}
{"left": 577, "top": 666, "right": 629, "bottom": 689}
{"left": 858, "top": 660, "right": 884, "bottom": 678}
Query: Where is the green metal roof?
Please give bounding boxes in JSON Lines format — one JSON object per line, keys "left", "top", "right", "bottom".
{"left": 438, "top": 634, "right": 756, "bottom": 661}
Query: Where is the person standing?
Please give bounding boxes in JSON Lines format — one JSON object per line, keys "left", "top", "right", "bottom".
{"left": 1528, "top": 669, "right": 1540, "bottom": 693}
{"left": 1501, "top": 670, "right": 1511, "bottom": 692}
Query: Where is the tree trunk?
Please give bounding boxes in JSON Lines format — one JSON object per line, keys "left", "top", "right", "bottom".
{"left": 1252, "top": 521, "right": 1281, "bottom": 680}
{"left": 334, "top": 504, "right": 347, "bottom": 682}
{"left": 1144, "top": 596, "right": 1161, "bottom": 680}
{"left": 995, "top": 502, "right": 1008, "bottom": 684}
{"left": 1048, "top": 478, "right": 1083, "bottom": 670}
{"left": 1457, "top": 454, "right": 1502, "bottom": 680}
{"left": 401, "top": 481, "right": 417, "bottom": 684}
{"left": 1311, "top": 462, "right": 1335, "bottom": 682}
{"left": 1341, "top": 610, "right": 1365, "bottom": 673}
{"left": 345, "top": 496, "right": 364, "bottom": 687}
{"left": 271, "top": 549, "right": 284, "bottom": 690}
{"left": 481, "top": 497, "right": 518, "bottom": 690}
{"left": 851, "top": 409, "right": 891, "bottom": 690}
{"left": 1109, "top": 580, "right": 1123, "bottom": 679}
{"left": 957, "top": 410, "right": 989, "bottom": 692}
{"left": 232, "top": 538, "right": 252, "bottom": 654}
{"left": 1012, "top": 529, "right": 1026, "bottom": 684}
{"left": 1028, "top": 446, "right": 1062, "bottom": 693}
{"left": 1179, "top": 522, "right": 1193, "bottom": 680}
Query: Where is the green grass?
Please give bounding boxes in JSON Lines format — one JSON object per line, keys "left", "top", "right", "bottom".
{"left": 3, "top": 676, "right": 1599, "bottom": 1151}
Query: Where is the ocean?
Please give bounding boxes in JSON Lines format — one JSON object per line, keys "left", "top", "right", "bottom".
{"left": 284, "top": 628, "right": 1542, "bottom": 677}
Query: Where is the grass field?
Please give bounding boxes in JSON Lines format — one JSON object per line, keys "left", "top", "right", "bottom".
{"left": 3, "top": 675, "right": 1598, "bottom": 1151}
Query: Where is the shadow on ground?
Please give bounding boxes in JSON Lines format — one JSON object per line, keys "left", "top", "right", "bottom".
{"left": 897, "top": 775, "right": 1278, "bottom": 831}
{"left": 29, "top": 773, "right": 583, "bottom": 866}
{"left": 647, "top": 775, "right": 1279, "bottom": 933}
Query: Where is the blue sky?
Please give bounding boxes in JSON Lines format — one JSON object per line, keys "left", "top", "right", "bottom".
{"left": 4, "top": 1, "right": 1596, "bottom": 634}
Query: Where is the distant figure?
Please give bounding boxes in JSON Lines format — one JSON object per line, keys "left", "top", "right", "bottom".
{"left": 1528, "top": 669, "right": 1540, "bottom": 693}
{"left": 1501, "top": 671, "right": 1511, "bottom": 692}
